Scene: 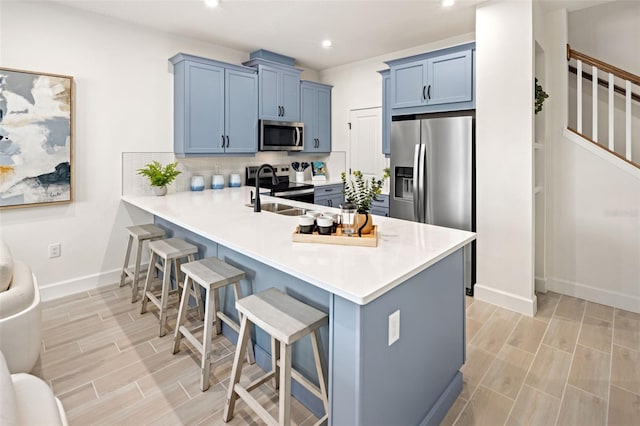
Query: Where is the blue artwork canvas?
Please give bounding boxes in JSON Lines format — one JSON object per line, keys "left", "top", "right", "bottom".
{"left": 0, "top": 68, "right": 73, "bottom": 209}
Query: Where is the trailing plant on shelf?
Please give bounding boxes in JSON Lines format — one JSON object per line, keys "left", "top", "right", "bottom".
{"left": 137, "top": 161, "right": 181, "bottom": 195}
{"left": 341, "top": 168, "right": 390, "bottom": 213}
{"left": 535, "top": 78, "right": 549, "bottom": 114}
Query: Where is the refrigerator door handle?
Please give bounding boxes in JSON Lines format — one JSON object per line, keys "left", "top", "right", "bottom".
{"left": 413, "top": 143, "right": 421, "bottom": 222}
{"left": 418, "top": 143, "right": 427, "bottom": 223}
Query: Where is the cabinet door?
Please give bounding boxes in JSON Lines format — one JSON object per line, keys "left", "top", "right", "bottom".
{"left": 300, "top": 84, "right": 317, "bottom": 152}
{"left": 381, "top": 74, "right": 391, "bottom": 155}
{"left": 391, "top": 60, "right": 426, "bottom": 109}
{"left": 186, "top": 61, "right": 225, "bottom": 154}
{"left": 315, "top": 86, "right": 331, "bottom": 153}
{"left": 426, "top": 50, "right": 473, "bottom": 105}
{"left": 281, "top": 69, "right": 300, "bottom": 121}
{"left": 225, "top": 69, "right": 258, "bottom": 154}
{"left": 258, "top": 65, "right": 280, "bottom": 120}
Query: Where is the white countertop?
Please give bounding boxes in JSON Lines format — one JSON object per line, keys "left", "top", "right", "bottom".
{"left": 122, "top": 187, "right": 475, "bottom": 305}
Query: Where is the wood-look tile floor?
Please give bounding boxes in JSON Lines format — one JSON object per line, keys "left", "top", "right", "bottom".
{"left": 36, "top": 285, "right": 640, "bottom": 425}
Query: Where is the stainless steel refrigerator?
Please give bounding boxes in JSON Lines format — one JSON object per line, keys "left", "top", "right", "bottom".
{"left": 390, "top": 114, "right": 475, "bottom": 295}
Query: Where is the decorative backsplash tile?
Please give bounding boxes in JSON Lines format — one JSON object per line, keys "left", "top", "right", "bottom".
{"left": 122, "top": 151, "right": 347, "bottom": 196}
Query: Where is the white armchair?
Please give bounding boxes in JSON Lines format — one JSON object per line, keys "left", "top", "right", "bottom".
{"left": 0, "top": 239, "right": 42, "bottom": 373}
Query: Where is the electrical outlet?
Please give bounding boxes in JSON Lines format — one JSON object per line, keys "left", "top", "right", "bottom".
{"left": 388, "top": 309, "right": 400, "bottom": 346}
{"left": 48, "top": 243, "right": 61, "bottom": 258}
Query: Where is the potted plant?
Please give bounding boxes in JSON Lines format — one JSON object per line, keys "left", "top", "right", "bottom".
{"left": 535, "top": 78, "right": 549, "bottom": 114}
{"left": 341, "top": 168, "right": 390, "bottom": 235}
{"left": 137, "top": 161, "right": 181, "bottom": 196}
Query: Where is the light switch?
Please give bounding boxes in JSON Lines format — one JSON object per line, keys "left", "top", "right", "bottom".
{"left": 388, "top": 309, "right": 400, "bottom": 346}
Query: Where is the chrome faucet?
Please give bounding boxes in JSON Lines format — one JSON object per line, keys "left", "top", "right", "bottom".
{"left": 254, "top": 164, "right": 279, "bottom": 212}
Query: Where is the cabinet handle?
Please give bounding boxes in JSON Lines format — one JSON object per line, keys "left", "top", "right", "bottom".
{"left": 282, "top": 106, "right": 285, "bottom": 116}
{"left": 316, "top": 138, "right": 319, "bottom": 148}
{"left": 221, "top": 135, "right": 225, "bottom": 148}
{"left": 226, "top": 135, "right": 230, "bottom": 148}
{"left": 427, "top": 85, "right": 431, "bottom": 100}
{"left": 278, "top": 106, "right": 281, "bottom": 116}
{"left": 328, "top": 200, "right": 332, "bottom": 207}
{"left": 422, "top": 85, "right": 426, "bottom": 100}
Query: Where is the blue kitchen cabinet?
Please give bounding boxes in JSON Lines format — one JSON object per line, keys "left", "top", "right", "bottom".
{"left": 300, "top": 81, "right": 332, "bottom": 154}
{"left": 247, "top": 62, "right": 301, "bottom": 122}
{"left": 314, "top": 183, "right": 343, "bottom": 208}
{"left": 170, "top": 53, "right": 257, "bottom": 156}
{"left": 386, "top": 43, "right": 475, "bottom": 114}
{"left": 370, "top": 194, "right": 389, "bottom": 217}
{"left": 378, "top": 70, "right": 391, "bottom": 156}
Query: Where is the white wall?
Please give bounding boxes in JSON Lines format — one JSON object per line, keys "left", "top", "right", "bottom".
{"left": 566, "top": 1, "right": 640, "bottom": 161}
{"left": 543, "top": 5, "right": 640, "bottom": 313}
{"left": 0, "top": 1, "right": 322, "bottom": 299}
{"left": 475, "top": 0, "right": 535, "bottom": 315}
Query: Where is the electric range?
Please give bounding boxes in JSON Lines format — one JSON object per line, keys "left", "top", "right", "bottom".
{"left": 245, "top": 164, "right": 314, "bottom": 203}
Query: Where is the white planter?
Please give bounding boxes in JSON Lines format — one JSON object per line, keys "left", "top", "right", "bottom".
{"left": 152, "top": 186, "right": 167, "bottom": 196}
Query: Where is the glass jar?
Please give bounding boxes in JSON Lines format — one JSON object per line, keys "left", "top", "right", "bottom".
{"left": 340, "top": 201, "right": 358, "bottom": 236}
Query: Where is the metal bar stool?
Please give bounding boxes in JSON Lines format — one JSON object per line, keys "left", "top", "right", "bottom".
{"left": 172, "top": 257, "right": 255, "bottom": 391}
{"left": 119, "top": 224, "right": 165, "bottom": 303}
{"left": 140, "top": 237, "right": 202, "bottom": 337}
{"left": 223, "top": 288, "right": 329, "bottom": 426}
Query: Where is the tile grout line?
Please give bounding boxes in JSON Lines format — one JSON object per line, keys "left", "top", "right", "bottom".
{"left": 451, "top": 304, "right": 512, "bottom": 425}
{"left": 605, "top": 308, "right": 617, "bottom": 425}
{"left": 502, "top": 294, "right": 560, "bottom": 425}
{"left": 552, "top": 296, "right": 587, "bottom": 426}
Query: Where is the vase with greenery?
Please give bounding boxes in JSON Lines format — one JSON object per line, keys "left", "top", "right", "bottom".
{"left": 341, "top": 168, "right": 390, "bottom": 235}
{"left": 535, "top": 78, "right": 549, "bottom": 114}
{"left": 137, "top": 161, "right": 181, "bottom": 196}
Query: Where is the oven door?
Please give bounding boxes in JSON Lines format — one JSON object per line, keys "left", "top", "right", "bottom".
{"left": 260, "top": 120, "right": 304, "bottom": 151}
{"left": 271, "top": 188, "right": 314, "bottom": 203}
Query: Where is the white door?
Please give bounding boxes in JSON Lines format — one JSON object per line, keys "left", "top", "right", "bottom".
{"left": 348, "top": 107, "right": 387, "bottom": 182}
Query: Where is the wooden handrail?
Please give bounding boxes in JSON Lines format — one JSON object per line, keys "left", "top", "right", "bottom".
{"left": 568, "top": 65, "right": 640, "bottom": 103}
{"left": 567, "top": 44, "right": 640, "bottom": 86}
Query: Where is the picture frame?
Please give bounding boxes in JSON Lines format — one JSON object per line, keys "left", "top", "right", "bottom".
{"left": 311, "top": 161, "right": 327, "bottom": 182}
{"left": 0, "top": 67, "right": 74, "bottom": 209}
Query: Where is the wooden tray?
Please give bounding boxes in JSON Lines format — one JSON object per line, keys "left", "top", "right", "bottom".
{"left": 292, "top": 225, "right": 378, "bottom": 247}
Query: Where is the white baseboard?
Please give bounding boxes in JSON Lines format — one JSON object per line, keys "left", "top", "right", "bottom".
{"left": 473, "top": 284, "right": 537, "bottom": 317}
{"left": 548, "top": 277, "right": 640, "bottom": 314}
{"left": 535, "top": 276, "right": 547, "bottom": 293}
{"left": 39, "top": 268, "right": 122, "bottom": 302}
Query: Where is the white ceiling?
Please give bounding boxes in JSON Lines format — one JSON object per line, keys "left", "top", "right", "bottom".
{"left": 48, "top": 0, "right": 610, "bottom": 71}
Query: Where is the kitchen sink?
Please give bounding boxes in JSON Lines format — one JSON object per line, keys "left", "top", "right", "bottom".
{"left": 246, "top": 203, "right": 307, "bottom": 216}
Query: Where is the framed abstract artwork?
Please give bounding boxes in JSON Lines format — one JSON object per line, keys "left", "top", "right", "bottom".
{"left": 0, "top": 67, "right": 73, "bottom": 209}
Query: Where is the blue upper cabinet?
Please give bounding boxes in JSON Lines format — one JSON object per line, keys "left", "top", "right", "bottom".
{"left": 378, "top": 70, "right": 391, "bottom": 156}
{"left": 170, "top": 53, "right": 257, "bottom": 156}
{"left": 386, "top": 42, "right": 475, "bottom": 115}
{"left": 300, "top": 81, "right": 332, "bottom": 153}
{"left": 246, "top": 61, "right": 301, "bottom": 122}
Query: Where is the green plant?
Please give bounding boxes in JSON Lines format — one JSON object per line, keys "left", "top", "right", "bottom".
{"left": 535, "top": 78, "right": 549, "bottom": 114}
{"left": 137, "top": 161, "right": 181, "bottom": 187}
{"left": 341, "top": 168, "right": 390, "bottom": 212}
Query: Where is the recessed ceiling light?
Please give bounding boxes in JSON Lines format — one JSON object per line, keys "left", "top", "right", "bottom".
{"left": 204, "top": 0, "right": 220, "bottom": 8}
{"left": 322, "top": 40, "right": 332, "bottom": 49}
{"left": 441, "top": 0, "right": 455, "bottom": 7}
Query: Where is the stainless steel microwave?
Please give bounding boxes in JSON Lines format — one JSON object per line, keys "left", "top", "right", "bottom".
{"left": 259, "top": 120, "right": 304, "bottom": 151}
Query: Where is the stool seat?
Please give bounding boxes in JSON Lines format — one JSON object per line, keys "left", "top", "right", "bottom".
{"left": 148, "top": 238, "right": 198, "bottom": 259}
{"left": 173, "top": 257, "right": 255, "bottom": 392}
{"left": 224, "top": 288, "right": 329, "bottom": 425}
{"left": 140, "top": 237, "right": 201, "bottom": 337}
{"left": 236, "top": 288, "right": 328, "bottom": 345}
{"left": 119, "top": 224, "right": 165, "bottom": 303}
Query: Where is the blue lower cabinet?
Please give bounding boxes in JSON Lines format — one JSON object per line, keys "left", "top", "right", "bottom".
{"left": 314, "top": 183, "right": 343, "bottom": 207}
{"left": 370, "top": 194, "right": 389, "bottom": 217}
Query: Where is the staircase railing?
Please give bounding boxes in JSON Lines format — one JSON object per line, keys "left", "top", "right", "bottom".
{"left": 566, "top": 44, "right": 639, "bottom": 167}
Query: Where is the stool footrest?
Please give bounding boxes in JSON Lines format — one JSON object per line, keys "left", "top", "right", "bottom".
{"left": 216, "top": 311, "right": 239, "bottom": 333}
{"left": 233, "top": 384, "right": 279, "bottom": 426}
{"left": 245, "top": 371, "right": 275, "bottom": 393}
{"left": 178, "top": 325, "right": 204, "bottom": 355}
{"left": 275, "top": 359, "right": 324, "bottom": 401}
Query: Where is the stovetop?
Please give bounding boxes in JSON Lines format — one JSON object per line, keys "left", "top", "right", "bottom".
{"left": 245, "top": 164, "right": 314, "bottom": 192}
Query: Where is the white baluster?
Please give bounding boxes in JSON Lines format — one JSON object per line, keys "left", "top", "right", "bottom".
{"left": 592, "top": 65, "right": 598, "bottom": 142}
{"left": 577, "top": 60, "right": 583, "bottom": 133}
{"left": 626, "top": 80, "right": 632, "bottom": 161}
{"left": 608, "top": 73, "right": 614, "bottom": 151}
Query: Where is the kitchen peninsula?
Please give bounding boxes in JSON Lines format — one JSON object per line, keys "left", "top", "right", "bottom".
{"left": 122, "top": 186, "right": 475, "bottom": 426}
